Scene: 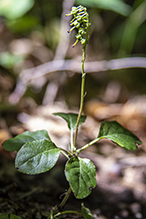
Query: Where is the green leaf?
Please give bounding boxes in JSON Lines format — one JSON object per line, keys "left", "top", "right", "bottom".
{"left": 81, "top": 203, "right": 95, "bottom": 219}
{"left": 65, "top": 157, "right": 96, "bottom": 199}
{"left": 98, "top": 121, "right": 142, "bottom": 150}
{"left": 0, "top": 213, "right": 21, "bottom": 219}
{"left": 53, "top": 113, "right": 86, "bottom": 131}
{"left": 119, "top": 1, "right": 146, "bottom": 55}
{"left": 0, "top": 0, "right": 34, "bottom": 20}
{"left": 6, "top": 15, "right": 39, "bottom": 34}
{"left": 0, "top": 52, "right": 23, "bottom": 69}
{"left": 75, "top": 0, "right": 131, "bottom": 16}
{"left": 2, "top": 130, "right": 51, "bottom": 152}
{"left": 15, "top": 139, "right": 60, "bottom": 175}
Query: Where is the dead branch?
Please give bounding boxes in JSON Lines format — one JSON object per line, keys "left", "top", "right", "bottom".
{"left": 9, "top": 57, "right": 146, "bottom": 104}
{"left": 20, "top": 57, "right": 146, "bottom": 82}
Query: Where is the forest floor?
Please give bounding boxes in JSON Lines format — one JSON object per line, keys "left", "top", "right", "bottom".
{"left": 1, "top": 100, "right": 146, "bottom": 219}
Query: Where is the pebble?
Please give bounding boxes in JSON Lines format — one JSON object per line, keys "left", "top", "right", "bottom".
{"left": 130, "top": 202, "right": 141, "bottom": 214}
{"left": 135, "top": 212, "right": 143, "bottom": 219}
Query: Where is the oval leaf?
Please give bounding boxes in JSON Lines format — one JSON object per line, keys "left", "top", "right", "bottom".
{"left": 98, "top": 121, "right": 142, "bottom": 150}
{"left": 65, "top": 157, "right": 96, "bottom": 199}
{"left": 2, "top": 130, "right": 51, "bottom": 152}
{"left": 81, "top": 203, "right": 95, "bottom": 219}
{"left": 15, "top": 139, "right": 60, "bottom": 175}
{"left": 53, "top": 112, "right": 86, "bottom": 130}
{"left": 0, "top": 0, "right": 34, "bottom": 20}
{"left": 75, "top": 0, "right": 131, "bottom": 16}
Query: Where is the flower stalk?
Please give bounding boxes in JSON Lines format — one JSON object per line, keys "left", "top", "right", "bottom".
{"left": 56, "top": 6, "right": 90, "bottom": 212}
{"left": 66, "top": 5, "right": 90, "bottom": 148}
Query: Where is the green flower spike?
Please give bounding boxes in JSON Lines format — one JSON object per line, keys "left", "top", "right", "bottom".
{"left": 66, "top": 5, "right": 90, "bottom": 47}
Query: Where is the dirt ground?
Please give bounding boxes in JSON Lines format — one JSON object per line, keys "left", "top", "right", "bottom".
{"left": 1, "top": 105, "right": 146, "bottom": 219}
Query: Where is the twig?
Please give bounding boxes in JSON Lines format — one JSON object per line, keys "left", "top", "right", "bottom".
{"left": 42, "top": 0, "right": 75, "bottom": 105}
{"left": 9, "top": 57, "right": 146, "bottom": 104}
{"left": 54, "top": 0, "right": 75, "bottom": 60}
{"left": 21, "top": 57, "right": 146, "bottom": 82}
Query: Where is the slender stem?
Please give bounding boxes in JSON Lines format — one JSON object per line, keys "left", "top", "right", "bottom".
{"left": 59, "top": 147, "right": 72, "bottom": 158}
{"left": 60, "top": 151, "right": 69, "bottom": 159}
{"left": 54, "top": 210, "right": 82, "bottom": 217}
{"left": 76, "top": 137, "right": 100, "bottom": 155}
{"left": 73, "top": 15, "right": 89, "bottom": 149}
{"left": 70, "top": 129, "right": 74, "bottom": 153}
{"left": 58, "top": 187, "right": 72, "bottom": 209}
{"left": 73, "top": 68, "right": 86, "bottom": 148}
